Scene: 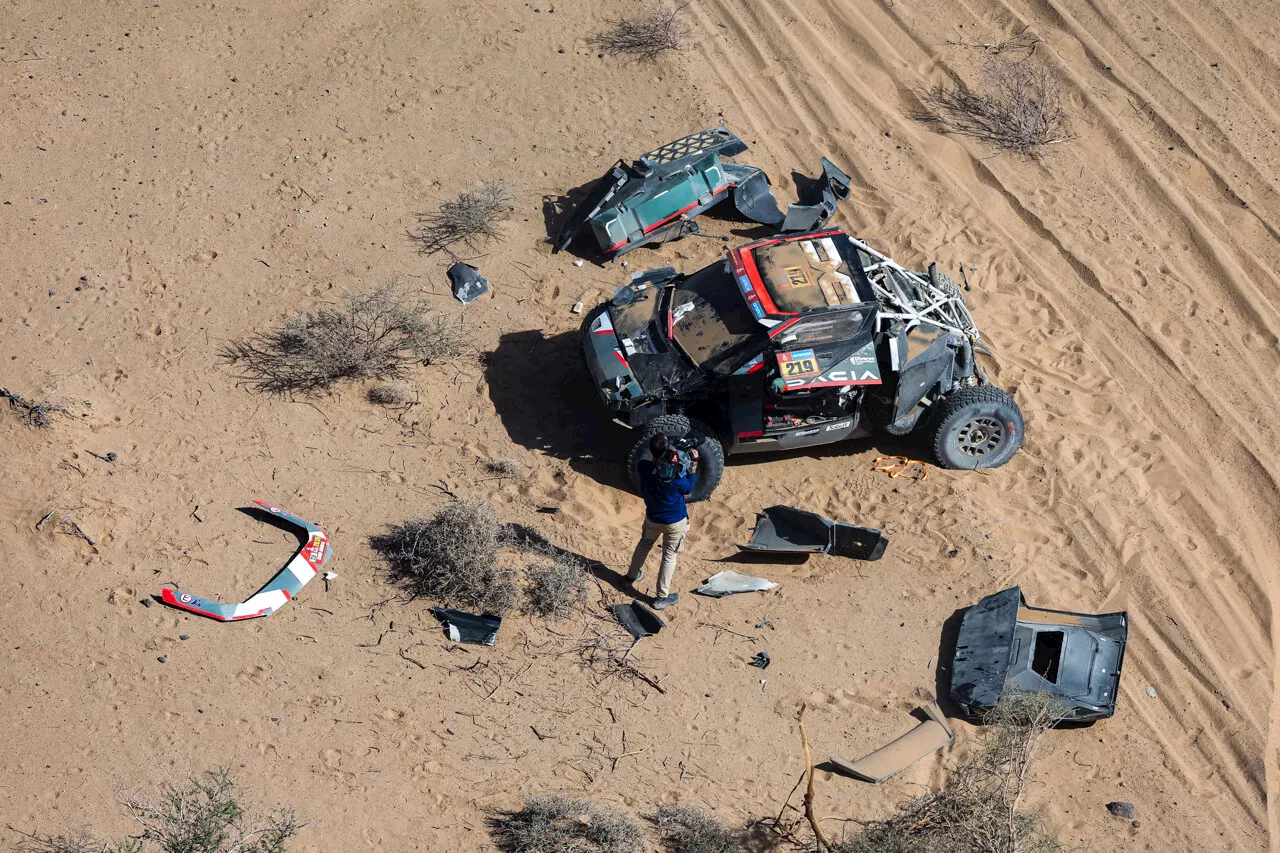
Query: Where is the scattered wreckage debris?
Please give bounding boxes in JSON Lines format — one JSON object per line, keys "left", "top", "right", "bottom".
{"left": 694, "top": 569, "right": 777, "bottom": 597}
{"left": 739, "top": 506, "right": 888, "bottom": 561}
{"left": 611, "top": 601, "right": 667, "bottom": 639}
{"left": 830, "top": 700, "right": 955, "bottom": 783}
{"left": 447, "top": 262, "right": 490, "bottom": 303}
{"left": 553, "top": 127, "right": 852, "bottom": 257}
{"left": 749, "top": 651, "right": 771, "bottom": 670}
{"left": 873, "top": 455, "right": 928, "bottom": 480}
{"left": 951, "top": 587, "right": 1128, "bottom": 721}
{"left": 161, "top": 501, "right": 332, "bottom": 621}
{"left": 433, "top": 607, "right": 502, "bottom": 645}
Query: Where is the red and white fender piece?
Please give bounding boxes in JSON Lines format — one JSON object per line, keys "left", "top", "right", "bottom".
{"left": 161, "top": 500, "right": 332, "bottom": 621}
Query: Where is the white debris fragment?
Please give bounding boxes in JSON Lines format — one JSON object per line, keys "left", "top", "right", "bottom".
{"left": 1146, "top": 686, "right": 1157, "bottom": 699}
{"left": 323, "top": 571, "right": 337, "bottom": 580}
{"left": 571, "top": 301, "right": 584, "bottom": 314}
{"left": 572, "top": 259, "right": 584, "bottom": 267}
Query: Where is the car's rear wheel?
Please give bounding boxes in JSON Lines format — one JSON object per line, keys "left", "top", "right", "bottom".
{"left": 626, "top": 414, "right": 725, "bottom": 503}
{"left": 926, "top": 386, "right": 1023, "bottom": 469}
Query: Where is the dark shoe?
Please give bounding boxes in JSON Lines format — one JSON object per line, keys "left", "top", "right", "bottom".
{"left": 626, "top": 570, "right": 644, "bottom": 585}
{"left": 652, "top": 593, "right": 679, "bottom": 610}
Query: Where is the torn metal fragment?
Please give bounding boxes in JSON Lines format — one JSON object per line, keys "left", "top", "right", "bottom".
{"left": 830, "top": 701, "right": 954, "bottom": 784}
{"left": 749, "top": 651, "right": 771, "bottom": 670}
{"left": 433, "top": 608, "right": 501, "bottom": 646}
{"left": 693, "top": 569, "right": 777, "bottom": 598}
{"left": 161, "top": 500, "right": 332, "bottom": 621}
{"left": 447, "top": 262, "right": 490, "bottom": 304}
{"left": 739, "top": 506, "right": 887, "bottom": 560}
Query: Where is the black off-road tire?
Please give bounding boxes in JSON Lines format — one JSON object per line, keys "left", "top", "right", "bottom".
{"left": 926, "top": 386, "right": 1024, "bottom": 470}
{"left": 626, "top": 414, "right": 725, "bottom": 502}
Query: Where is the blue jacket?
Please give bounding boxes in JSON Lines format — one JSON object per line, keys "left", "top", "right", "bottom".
{"left": 637, "top": 459, "right": 695, "bottom": 524}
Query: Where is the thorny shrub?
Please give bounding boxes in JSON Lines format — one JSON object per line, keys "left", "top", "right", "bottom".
{"left": 222, "top": 282, "right": 462, "bottom": 396}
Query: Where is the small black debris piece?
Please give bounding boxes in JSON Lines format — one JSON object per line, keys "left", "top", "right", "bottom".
{"left": 432, "top": 607, "right": 501, "bottom": 646}
{"left": 740, "top": 505, "right": 888, "bottom": 561}
{"left": 611, "top": 601, "right": 666, "bottom": 639}
{"left": 748, "top": 651, "right": 770, "bottom": 670}
{"left": 447, "top": 262, "right": 490, "bottom": 304}
{"left": 1106, "top": 802, "right": 1136, "bottom": 820}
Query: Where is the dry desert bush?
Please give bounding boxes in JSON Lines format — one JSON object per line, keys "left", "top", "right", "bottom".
{"left": 485, "top": 456, "right": 524, "bottom": 477}
{"left": 1, "top": 387, "right": 68, "bottom": 428}
{"left": 221, "top": 282, "right": 462, "bottom": 396}
{"left": 588, "top": 3, "right": 690, "bottom": 62}
{"left": 368, "top": 380, "right": 415, "bottom": 405}
{"left": 371, "top": 497, "right": 517, "bottom": 614}
{"left": 828, "top": 692, "right": 1066, "bottom": 853}
{"left": 14, "top": 768, "right": 298, "bottom": 853}
{"left": 413, "top": 183, "right": 513, "bottom": 257}
{"left": 487, "top": 794, "right": 644, "bottom": 853}
{"left": 920, "top": 55, "right": 1074, "bottom": 156}
{"left": 525, "top": 548, "right": 588, "bottom": 619}
{"left": 655, "top": 805, "right": 735, "bottom": 853}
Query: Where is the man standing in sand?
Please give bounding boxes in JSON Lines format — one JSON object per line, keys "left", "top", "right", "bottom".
{"left": 626, "top": 434, "right": 697, "bottom": 610}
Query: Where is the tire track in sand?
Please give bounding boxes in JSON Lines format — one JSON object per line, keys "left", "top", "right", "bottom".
{"left": 686, "top": 0, "right": 1277, "bottom": 846}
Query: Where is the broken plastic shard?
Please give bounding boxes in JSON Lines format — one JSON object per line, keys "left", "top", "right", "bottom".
{"left": 694, "top": 569, "right": 777, "bottom": 598}
{"left": 728, "top": 166, "right": 784, "bottom": 226}
{"left": 830, "top": 701, "right": 954, "bottom": 784}
{"left": 447, "top": 262, "right": 490, "bottom": 304}
{"left": 611, "top": 601, "right": 666, "bottom": 639}
{"left": 739, "top": 506, "right": 888, "bottom": 560}
{"left": 433, "top": 608, "right": 501, "bottom": 646}
{"left": 749, "top": 651, "right": 771, "bottom": 669}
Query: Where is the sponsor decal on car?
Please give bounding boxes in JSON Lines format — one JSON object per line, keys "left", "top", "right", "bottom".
{"left": 738, "top": 274, "right": 754, "bottom": 294}
{"left": 749, "top": 300, "right": 765, "bottom": 319}
{"left": 825, "top": 420, "right": 852, "bottom": 431}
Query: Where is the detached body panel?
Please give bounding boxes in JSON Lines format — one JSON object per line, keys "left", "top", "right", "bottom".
{"left": 161, "top": 501, "right": 331, "bottom": 621}
{"left": 739, "top": 505, "right": 888, "bottom": 561}
{"left": 831, "top": 701, "right": 954, "bottom": 783}
{"left": 950, "top": 587, "right": 1128, "bottom": 721}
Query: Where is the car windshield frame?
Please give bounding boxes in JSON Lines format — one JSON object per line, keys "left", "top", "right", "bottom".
{"left": 668, "top": 260, "right": 769, "bottom": 375}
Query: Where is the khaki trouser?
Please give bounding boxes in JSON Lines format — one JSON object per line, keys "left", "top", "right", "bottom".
{"left": 627, "top": 517, "right": 689, "bottom": 598}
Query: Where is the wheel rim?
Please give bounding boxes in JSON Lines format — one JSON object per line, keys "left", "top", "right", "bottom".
{"left": 956, "top": 415, "right": 1005, "bottom": 457}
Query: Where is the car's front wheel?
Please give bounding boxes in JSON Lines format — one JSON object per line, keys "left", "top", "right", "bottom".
{"left": 926, "top": 386, "right": 1024, "bottom": 469}
{"left": 626, "top": 414, "right": 725, "bottom": 502}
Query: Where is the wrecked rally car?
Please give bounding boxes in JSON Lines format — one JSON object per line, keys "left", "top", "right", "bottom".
{"left": 579, "top": 228, "right": 1024, "bottom": 500}
{"left": 950, "top": 587, "right": 1128, "bottom": 721}
{"left": 553, "top": 127, "right": 851, "bottom": 257}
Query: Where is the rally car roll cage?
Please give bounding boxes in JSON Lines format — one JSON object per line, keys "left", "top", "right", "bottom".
{"left": 851, "top": 235, "right": 979, "bottom": 342}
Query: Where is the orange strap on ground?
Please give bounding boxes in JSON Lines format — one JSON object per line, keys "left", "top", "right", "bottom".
{"left": 873, "top": 455, "right": 928, "bottom": 480}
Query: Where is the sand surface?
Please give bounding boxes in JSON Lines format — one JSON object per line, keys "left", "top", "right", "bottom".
{"left": 1, "top": 0, "right": 1276, "bottom": 850}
